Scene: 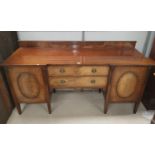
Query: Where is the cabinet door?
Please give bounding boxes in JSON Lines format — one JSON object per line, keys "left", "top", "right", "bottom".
{"left": 8, "top": 66, "right": 49, "bottom": 103}
{"left": 107, "top": 66, "right": 148, "bottom": 103}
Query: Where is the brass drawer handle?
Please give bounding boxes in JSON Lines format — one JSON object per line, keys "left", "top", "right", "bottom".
{"left": 60, "top": 68, "right": 65, "bottom": 73}
{"left": 60, "top": 80, "right": 66, "bottom": 84}
{"left": 92, "top": 68, "right": 97, "bottom": 73}
{"left": 91, "top": 79, "right": 96, "bottom": 84}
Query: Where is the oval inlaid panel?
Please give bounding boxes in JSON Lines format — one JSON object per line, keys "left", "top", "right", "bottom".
{"left": 116, "top": 72, "right": 138, "bottom": 98}
{"left": 17, "top": 72, "right": 40, "bottom": 98}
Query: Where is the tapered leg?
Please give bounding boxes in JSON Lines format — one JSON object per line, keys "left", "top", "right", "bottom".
{"left": 53, "top": 88, "right": 56, "bottom": 93}
{"left": 104, "top": 101, "right": 108, "bottom": 114}
{"left": 99, "top": 89, "right": 102, "bottom": 93}
{"left": 47, "top": 102, "right": 52, "bottom": 114}
{"left": 133, "top": 101, "right": 140, "bottom": 114}
{"left": 80, "top": 88, "right": 84, "bottom": 92}
{"left": 16, "top": 103, "right": 22, "bottom": 115}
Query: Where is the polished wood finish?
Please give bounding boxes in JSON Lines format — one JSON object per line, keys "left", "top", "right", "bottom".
{"left": 48, "top": 65, "right": 109, "bottom": 76}
{"left": 48, "top": 66, "right": 77, "bottom": 76}
{"left": 106, "top": 67, "right": 148, "bottom": 102}
{"left": 19, "top": 41, "right": 137, "bottom": 48}
{"left": 48, "top": 65, "right": 109, "bottom": 90}
{"left": 1, "top": 42, "right": 155, "bottom": 66}
{"left": 7, "top": 66, "right": 51, "bottom": 114}
{"left": 117, "top": 72, "right": 138, "bottom": 98}
{"left": 1, "top": 41, "right": 155, "bottom": 114}
{"left": 78, "top": 66, "right": 109, "bottom": 76}
{"left": 105, "top": 66, "right": 148, "bottom": 113}
{"left": 49, "top": 77, "right": 108, "bottom": 88}
{"left": 142, "top": 38, "right": 155, "bottom": 110}
{"left": 8, "top": 66, "right": 47, "bottom": 103}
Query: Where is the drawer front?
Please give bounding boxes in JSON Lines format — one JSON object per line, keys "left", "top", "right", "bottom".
{"left": 48, "top": 66, "right": 77, "bottom": 76}
{"left": 48, "top": 65, "right": 109, "bottom": 76}
{"left": 78, "top": 66, "right": 109, "bottom": 76}
{"left": 49, "top": 77, "right": 108, "bottom": 88}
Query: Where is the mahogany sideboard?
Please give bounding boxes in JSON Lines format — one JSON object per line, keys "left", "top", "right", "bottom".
{"left": 1, "top": 41, "right": 155, "bottom": 114}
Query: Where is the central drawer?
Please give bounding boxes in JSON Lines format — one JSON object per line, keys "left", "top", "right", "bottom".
{"left": 48, "top": 66, "right": 76, "bottom": 76}
{"left": 49, "top": 77, "right": 108, "bottom": 88}
{"left": 48, "top": 65, "right": 109, "bottom": 76}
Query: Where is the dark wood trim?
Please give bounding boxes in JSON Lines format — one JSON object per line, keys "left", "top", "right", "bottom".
{"left": 104, "top": 66, "right": 115, "bottom": 114}
{"left": 41, "top": 66, "right": 51, "bottom": 114}
{"left": 0, "top": 70, "right": 13, "bottom": 113}
{"left": 133, "top": 67, "right": 151, "bottom": 113}
{"left": 19, "top": 41, "right": 137, "bottom": 48}
{"left": 5, "top": 67, "right": 22, "bottom": 114}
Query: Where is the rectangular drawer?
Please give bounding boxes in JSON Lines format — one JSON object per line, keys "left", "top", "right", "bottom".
{"left": 78, "top": 66, "right": 109, "bottom": 76}
{"left": 48, "top": 65, "right": 109, "bottom": 76}
{"left": 49, "top": 77, "right": 108, "bottom": 88}
{"left": 48, "top": 66, "right": 77, "bottom": 76}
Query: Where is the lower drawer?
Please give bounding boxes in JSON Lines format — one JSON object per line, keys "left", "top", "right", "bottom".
{"left": 49, "top": 77, "right": 108, "bottom": 88}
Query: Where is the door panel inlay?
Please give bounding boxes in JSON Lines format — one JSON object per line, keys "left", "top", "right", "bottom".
{"left": 116, "top": 72, "right": 138, "bottom": 98}
{"left": 17, "top": 72, "right": 40, "bottom": 99}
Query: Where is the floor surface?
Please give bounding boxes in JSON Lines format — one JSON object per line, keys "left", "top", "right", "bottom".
{"left": 7, "top": 91, "right": 155, "bottom": 124}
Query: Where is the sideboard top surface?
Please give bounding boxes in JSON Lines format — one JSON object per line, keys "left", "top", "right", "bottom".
{"left": 1, "top": 41, "right": 155, "bottom": 66}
